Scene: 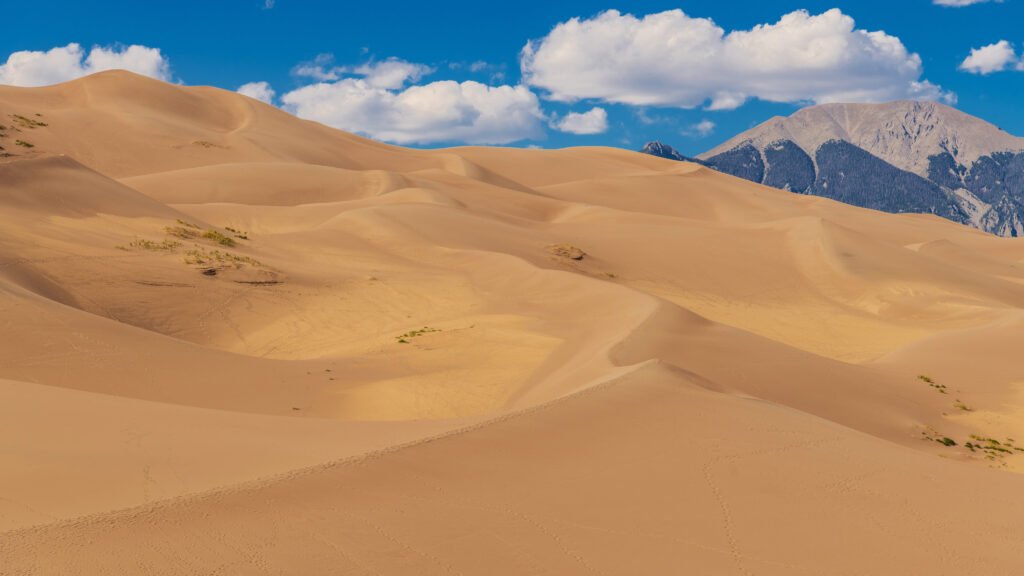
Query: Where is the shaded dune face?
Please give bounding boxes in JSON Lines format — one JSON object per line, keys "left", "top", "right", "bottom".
{"left": 2, "top": 72, "right": 1024, "bottom": 574}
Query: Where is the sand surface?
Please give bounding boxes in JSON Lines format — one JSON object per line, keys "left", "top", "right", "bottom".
{"left": 1, "top": 71, "right": 1023, "bottom": 574}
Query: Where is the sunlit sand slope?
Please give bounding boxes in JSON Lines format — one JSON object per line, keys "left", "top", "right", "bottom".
{"left": 1, "top": 71, "right": 1023, "bottom": 573}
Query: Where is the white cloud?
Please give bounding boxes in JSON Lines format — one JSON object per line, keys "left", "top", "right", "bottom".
{"left": 281, "top": 79, "right": 545, "bottom": 145}
{"left": 237, "top": 81, "right": 276, "bottom": 104}
{"left": 553, "top": 107, "right": 608, "bottom": 134}
{"left": 0, "top": 43, "right": 171, "bottom": 87}
{"left": 933, "top": 0, "right": 1001, "bottom": 6}
{"left": 959, "top": 40, "right": 1021, "bottom": 74}
{"left": 293, "top": 54, "right": 341, "bottom": 81}
{"left": 521, "top": 9, "right": 953, "bottom": 110}
{"left": 351, "top": 59, "right": 433, "bottom": 89}
{"left": 294, "top": 55, "right": 431, "bottom": 88}
{"left": 683, "top": 119, "right": 716, "bottom": 137}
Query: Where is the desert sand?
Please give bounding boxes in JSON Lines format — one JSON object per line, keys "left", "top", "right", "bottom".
{"left": 1, "top": 71, "right": 1023, "bottom": 574}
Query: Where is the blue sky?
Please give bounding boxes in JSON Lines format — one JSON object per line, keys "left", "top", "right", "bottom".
{"left": 2, "top": 0, "right": 1022, "bottom": 154}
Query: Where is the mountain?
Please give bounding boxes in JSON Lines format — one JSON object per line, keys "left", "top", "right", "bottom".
{"left": 640, "top": 141, "right": 702, "bottom": 163}
{"left": 643, "top": 101, "right": 1024, "bottom": 236}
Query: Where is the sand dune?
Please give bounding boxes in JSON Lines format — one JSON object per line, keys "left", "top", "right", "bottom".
{"left": 2, "top": 71, "right": 1023, "bottom": 573}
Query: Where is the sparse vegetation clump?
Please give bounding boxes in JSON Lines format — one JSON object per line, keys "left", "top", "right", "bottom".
{"left": 184, "top": 247, "right": 263, "bottom": 268}
{"left": 921, "top": 426, "right": 1024, "bottom": 466}
{"left": 165, "top": 225, "right": 199, "bottom": 239}
{"left": 201, "top": 229, "right": 237, "bottom": 247}
{"left": 167, "top": 223, "right": 238, "bottom": 247}
{"left": 953, "top": 400, "right": 973, "bottom": 412}
{"left": 921, "top": 427, "right": 959, "bottom": 448}
{"left": 14, "top": 140, "right": 34, "bottom": 148}
{"left": 914, "top": 375, "right": 1023, "bottom": 466}
{"left": 968, "top": 435, "right": 1024, "bottom": 457}
{"left": 395, "top": 326, "right": 441, "bottom": 344}
{"left": 225, "top": 226, "right": 249, "bottom": 240}
{"left": 10, "top": 114, "right": 48, "bottom": 129}
{"left": 138, "top": 219, "right": 270, "bottom": 277}
{"left": 919, "top": 375, "right": 948, "bottom": 394}
{"left": 129, "top": 238, "right": 181, "bottom": 252}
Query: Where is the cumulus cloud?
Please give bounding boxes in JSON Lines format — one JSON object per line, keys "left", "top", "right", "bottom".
{"left": 683, "top": 119, "right": 716, "bottom": 137}
{"left": 0, "top": 43, "right": 171, "bottom": 87}
{"left": 282, "top": 79, "right": 544, "bottom": 144}
{"left": 553, "top": 107, "right": 608, "bottom": 134}
{"left": 237, "top": 81, "right": 276, "bottom": 104}
{"left": 521, "top": 9, "right": 953, "bottom": 110}
{"left": 285, "top": 54, "right": 542, "bottom": 144}
{"left": 933, "top": 0, "right": 1000, "bottom": 6}
{"left": 959, "top": 40, "right": 1021, "bottom": 74}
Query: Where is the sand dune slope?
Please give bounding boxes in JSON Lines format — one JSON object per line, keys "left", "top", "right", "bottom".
{"left": 4, "top": 365, "right": 1023, "bottom": 575}
{"left": 2, "top": 72, "right": 1024, "bottom": 573}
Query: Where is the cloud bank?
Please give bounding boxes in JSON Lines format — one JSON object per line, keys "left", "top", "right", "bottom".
{"left": 521, "top": 9, "right": 953, "bottom": 110}
{"left": 282, "top": 75, "right": 545, "bottom": 145}
{"left": 0, "top": 43, "right": 171, "bottom": 87}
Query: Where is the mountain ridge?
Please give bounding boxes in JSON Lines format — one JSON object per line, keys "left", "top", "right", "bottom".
{"left": 644, "top": 101, "right": 1024, "bottom": 236}
{"left": 699, "top": 101, "right": 1024, "bottom": 175}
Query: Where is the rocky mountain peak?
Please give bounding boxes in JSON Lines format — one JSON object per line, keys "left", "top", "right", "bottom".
{"left": 646, "top": 101, "right": 1024, "bottom": 237}
{"left": 701, "top": 100, "right": 1024, "bottom": 176}
{"left": 641, "top": 141, "right": 690, "bottom": 162}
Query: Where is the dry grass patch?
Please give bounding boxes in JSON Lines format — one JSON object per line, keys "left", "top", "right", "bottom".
{"left": 225, "top": 226, "right": 249, "bottom": 240}
{"left": 165, "top": 225, "right": 200, "bottom": 240}
{"left": 201, "top": 229, "right": 236, "bottom": 247}
{"left": 395, "top": 326, "right": 441, "bottom": 344}
{"left": 128, "top": 238, "right": 181, "bottom": 252}
{"left": 919, "top": 375, "right": 948, "bottom": 394}
{"left": 9, "top": 114, "right": 47, "bottom": 129}
{"left": 184, "top": 247, "right": 264, "bottom": 269}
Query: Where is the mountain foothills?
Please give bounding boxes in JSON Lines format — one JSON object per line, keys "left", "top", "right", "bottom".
{"left": 2, "top": 72, "right": 1024, "bottom": 574}
{"left": 644, "top": 101, "right": 1024, "bottom": 236}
